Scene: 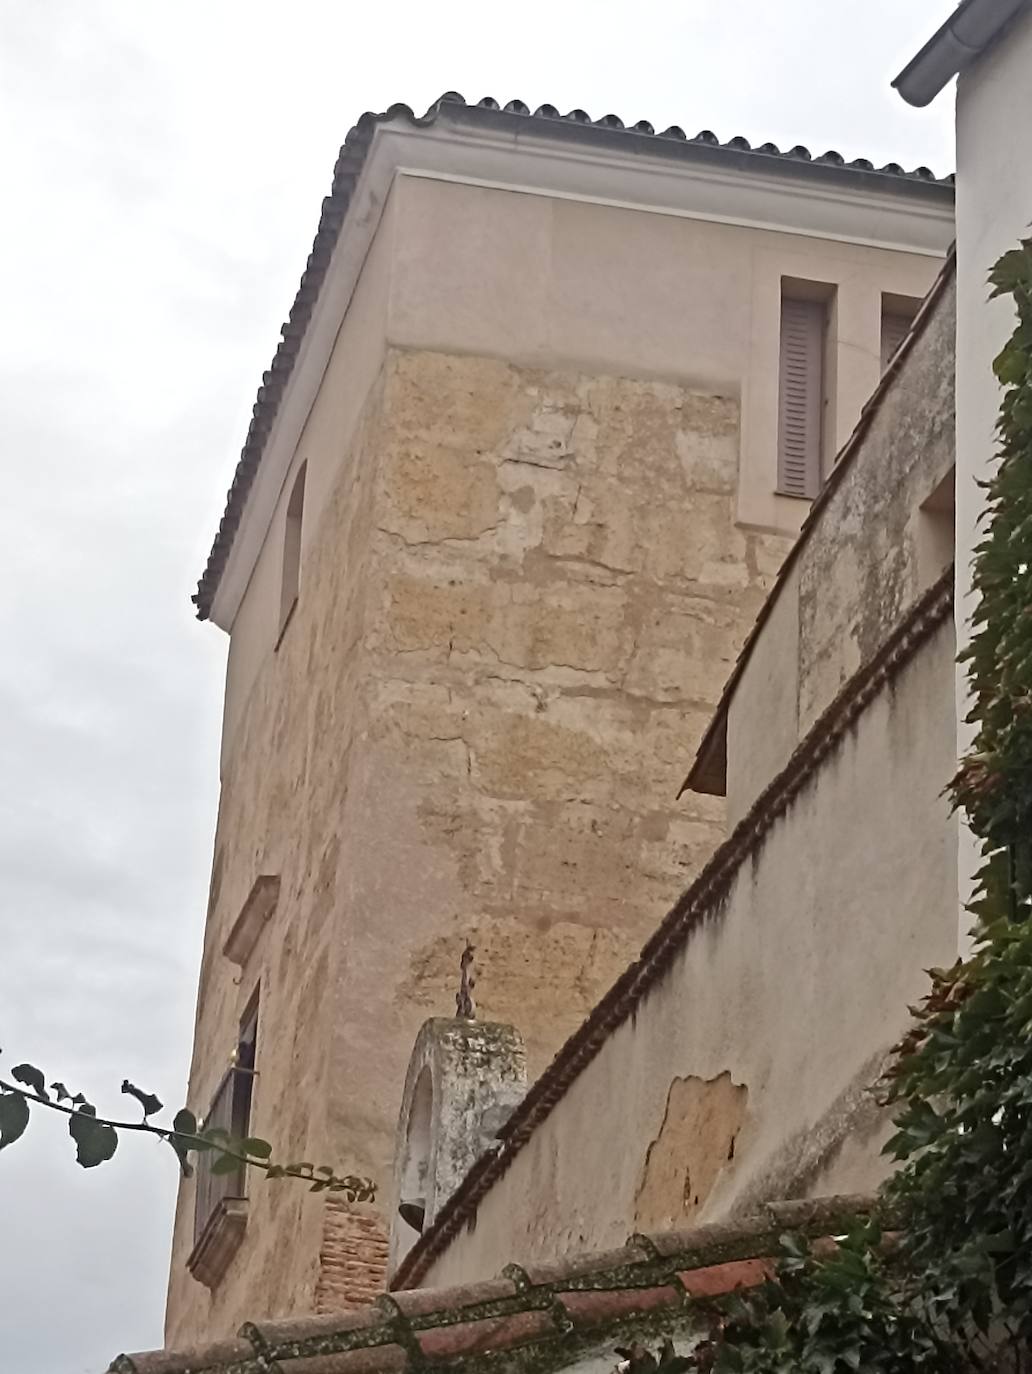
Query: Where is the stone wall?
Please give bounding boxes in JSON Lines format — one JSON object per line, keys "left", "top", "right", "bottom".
{"left": 165, "top": 346, "right": 791, "bottom": 1343}
{"left": 413, "top": 607, "right": 958, "bottom": 1290}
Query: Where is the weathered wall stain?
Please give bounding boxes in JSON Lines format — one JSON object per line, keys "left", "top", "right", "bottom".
{"left": 166, "top": 347, "right": 792, "bottom": 1344}
{"left": 634, "top": 1073, "right": 748, "bottom": 1231}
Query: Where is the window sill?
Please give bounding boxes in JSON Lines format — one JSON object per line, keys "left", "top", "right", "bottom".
{"left": 187, "top": 1197, "right": 248, "bottom": 1289}
{"left": 223, "top": 875, "right": 280, "bottom": 967}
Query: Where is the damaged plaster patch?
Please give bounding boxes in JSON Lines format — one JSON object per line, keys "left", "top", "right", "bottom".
{"left": 634, "top": 1072, "right": 748, "bottom": 1231}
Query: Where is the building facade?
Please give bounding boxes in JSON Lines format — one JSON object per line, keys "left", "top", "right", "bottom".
{"left": 166, "top": 94, "right": 951, "bottom": 1346}
{"left": 391, "top": 257, "right": 958, "bottom": 1291}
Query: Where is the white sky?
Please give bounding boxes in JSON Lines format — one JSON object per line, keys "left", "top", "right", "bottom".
{"left": 0, "top": 2, "right": 954, "bottom": 1370}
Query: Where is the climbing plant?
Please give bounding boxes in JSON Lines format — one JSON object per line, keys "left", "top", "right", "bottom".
{"left": 0, "top": 1047, "right": 374, "bottom": 1200}
{"left": 677, "top": 236, "right": 1032, "bottom": 1374}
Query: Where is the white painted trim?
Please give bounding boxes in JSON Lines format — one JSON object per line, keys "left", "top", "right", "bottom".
{"left": 209, "top": 116, "right": 954, "bottom": 630}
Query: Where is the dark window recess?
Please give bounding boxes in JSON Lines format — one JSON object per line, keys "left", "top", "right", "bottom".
{"left": 193, "top": 996, "right": 259, "bottom": 1246}
{"left": 278, "top": 462, "right": 306, "bottom": 642}
{"left": 881, "top": 310, "right": 914, "bottom": 372}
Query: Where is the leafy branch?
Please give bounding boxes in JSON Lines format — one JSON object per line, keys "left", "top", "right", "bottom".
{"left": 0, "top": 1051, "right": 374, "bottom": 1200}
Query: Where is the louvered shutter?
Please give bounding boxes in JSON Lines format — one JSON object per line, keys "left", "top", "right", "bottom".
{"left": 777, "top": 298, "right": 824, "bottom": 499}
{"left": 881, "top": 311, "right": 912, "bottom": 372}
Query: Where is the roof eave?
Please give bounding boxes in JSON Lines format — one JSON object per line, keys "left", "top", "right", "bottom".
{"left": 893, "top": 0, "right": 1031, "bottom": 107}
{"left": 194, "top": 94, "right": 954, "bottom": 623}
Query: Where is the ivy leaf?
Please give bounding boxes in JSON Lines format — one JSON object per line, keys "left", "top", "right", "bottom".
{"left": 168, "top": 1108, "right": 196, "bottom": 1178}
{"left": 11, "top": 1063, "right": 48, "bottom": 1100}
{"left": 68, "top": 1107, "right": 118, "bottom": 1168}
{"left": 211, "top": 1148, "right": 243, "bottom": 1177}
{"left": 241, "top": 1137, "right": 272, "bottom": 1160}
{"left": 0, "top": 1090, "right": 30, "bottom": 1151}
{"left": 50, "top": 1081, "right": 72, "bottom": 1103}
{"left": 121, "top": 1079, "right": 163, "bottom": 1119}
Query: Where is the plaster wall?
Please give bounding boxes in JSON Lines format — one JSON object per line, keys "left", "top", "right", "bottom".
{"left": 220, "top": 192, "right": 396, "bottom": 764}
{"left": 727, "top": 273, "right": 956, "bottom": 825}
{"left": 220, "top": 175, "right": 944, "bottom": 755}
{"left": 387, "top": 175, "right": 941, "bottom": 537}
{"left": 955, "top": 9, "right": 1032, "bottom": 946}
{"left": 418, "top": 618, "right": 958, "bottom": 1289}
{"left": 166, "top": 370, "right": 389, "bottom": 1347}
{"left": 168, "top": 344, "right": 789, "bottom": 1344}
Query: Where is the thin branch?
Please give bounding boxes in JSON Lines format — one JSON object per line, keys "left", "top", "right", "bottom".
{"left": 0, "top": 1077, "right": 373, "bottom": 1194}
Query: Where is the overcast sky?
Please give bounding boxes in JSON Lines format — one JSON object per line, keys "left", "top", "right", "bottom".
{"left": 0, "top": 2, "right": 954, "bottom": 1370}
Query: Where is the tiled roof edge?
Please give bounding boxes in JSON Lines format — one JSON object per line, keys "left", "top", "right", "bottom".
{"left": 194, "top": 93, "right": 954, "bottom": 621}
{"left": 111, "top": 1194, "right": 883, "bottom": 1373}
{"left": 682, "top": 243, "right": 958, "bottom": 799}
{"left": 392, "top": 566, "right": 953, "bottom": 1289}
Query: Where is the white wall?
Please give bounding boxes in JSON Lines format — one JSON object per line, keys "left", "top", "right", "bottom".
{"left": 954, "top": 7, "right": 1032, "bottom": 949}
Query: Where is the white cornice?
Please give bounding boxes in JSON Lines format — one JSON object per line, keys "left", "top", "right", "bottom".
{"left": 209, "top": 118, "right": 954, "bottom": 631}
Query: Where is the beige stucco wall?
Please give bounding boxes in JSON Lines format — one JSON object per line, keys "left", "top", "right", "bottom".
{"left": 220, "top": 176, "right": 946, "bottom": 757}
{"left": 168, "top": 343, "right": 790, "bottom": 1343}
{"left": 954, "top": 10, "right": 1032, "bottom": 949}
{"left": 166, "top": 371, "right": 389, "bottom": 1346}
{"left": 418, "top": 615, "right": 958, "bottom": 1289}
{"left": 726, "top": 272, "right": 956, "bottom": 826}
{"left": 174, "top": 158, "right": 951, "bottom": 1342}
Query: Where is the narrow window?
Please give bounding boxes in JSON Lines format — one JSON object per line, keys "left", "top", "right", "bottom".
{"left": 881, "top": 294, "right": 921, "bottom": 372}
{"left": 193, "top": 990, "right": 259, "bottom": 1246}
{"left": 278, "top": 462, "right": 306, "bottom": 641}
{"left": 777, "top": 293, "right": 827, "bottom": 500}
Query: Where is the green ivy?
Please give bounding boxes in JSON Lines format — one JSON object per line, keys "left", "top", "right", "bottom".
{"left": 676, "top": 238, "right": 1032, "bottom": 1374}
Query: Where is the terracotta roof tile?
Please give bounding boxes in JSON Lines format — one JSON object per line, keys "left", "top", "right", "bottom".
{"left": 556, "top": 1285, "right": 683, "bottom": 1330}
{"left": 110, "top": 1196, "right": 884, "bottom": 1374}
{"left": 382, "top": 1276, "right": 520, "bottom": 1320}
{"left": 415, "top": 1309, "right": 558, "bottom": 1360}
{"left": 242, "top": 1306, "right": 384, "bottom": 1353}
{"left": 286, "top": 1349, "right": 408, "bottom": 1374}
{"left": 194, "top": 92, "right": 954, "bottom": 621}
{"left": 677, "top": 1258, "right": 776, "bottom": 1299}
{"left": 510, "top": 1243, "right": 652, "bottom": 1289}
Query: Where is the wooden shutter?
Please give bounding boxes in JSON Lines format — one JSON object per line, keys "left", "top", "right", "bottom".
{"left": 881, "top": 311, "right": 912, "bottom": 372}
{"left": 777, "top": 298, "right": 824, "bottom": 499}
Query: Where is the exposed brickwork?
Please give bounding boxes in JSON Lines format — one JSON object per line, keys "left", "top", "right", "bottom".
{"left": 315, "top": 1202, "right": 390, "bottom": 1314}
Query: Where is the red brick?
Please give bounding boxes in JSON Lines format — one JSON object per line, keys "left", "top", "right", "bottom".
{"left": 677, "top": 1258, "right": 775, "bottom": 1298}
{"left": 416, "top": 1309, "right": 556, "bottom": 1360}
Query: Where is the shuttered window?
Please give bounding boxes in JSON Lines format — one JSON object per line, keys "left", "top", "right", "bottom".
{"left": 777, "top": 298, "right": 825, "bottom": 500}
{"left": 881, "top": 310, "right": 913, "bottom": 372}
